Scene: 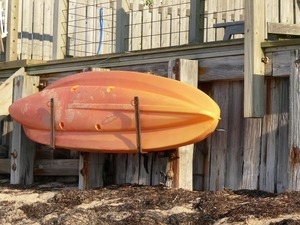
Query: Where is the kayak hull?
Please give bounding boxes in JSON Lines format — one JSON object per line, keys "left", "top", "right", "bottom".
{"left": 9, "top": 71, "right": 220, "bottom": 153}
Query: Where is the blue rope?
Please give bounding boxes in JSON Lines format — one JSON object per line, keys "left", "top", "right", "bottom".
{"left": 97, "top": 8, "right": 104, "bottom": 54}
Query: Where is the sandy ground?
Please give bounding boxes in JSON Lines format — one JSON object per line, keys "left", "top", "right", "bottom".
{"left": 1, "top": 178, "right": 300, "bottom": 225}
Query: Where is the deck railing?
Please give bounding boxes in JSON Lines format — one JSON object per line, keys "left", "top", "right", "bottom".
{"left": 0, "top": 0, "right": 300, "bottom": 61}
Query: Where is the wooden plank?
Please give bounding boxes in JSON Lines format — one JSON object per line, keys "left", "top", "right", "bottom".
{"left": 32, "top": 0, "right": 43, "bottom": 60}
{"left": 198, "top": 55, "right": 244, "bottom": 81}
{"left": 34, "top": 159, "right": 79, "bottom": 176}
{"left": 5, "top": 0, "right": 19, "bottom": 61}
{"left": 280, "top": 0, "right": 293, "bottom": 24}
{"left": 114, "top": 154, "right": 127, "bottom": 184}
{"left": 20, "top": 0, "right": 33, "bottom": 60}
{"left": 10, "top": 75, "right": 40, "bottom": 184}
{"left": 125, "top": 153, "right": 140, "bottom": 183}
{"left": 208, "top": 82, "right": 229, "bottom": 191}
{"left": 193, "top": 142, "right": 206, "bottom": 190}
{"left": 151, "top": 152, "right": 168, "bottom": 185}
{"left": 43, "top": 0, "right": 54, "bottom": 60}
{"left": 267, "top": 22, "right": 300, "bottom": 36}
{"left": 0, "top": 67, "right": 26, "bottom": 121}
{"left": 116, "top": 0, "right": 129, "bottom": 52}
{"left": 150, "top": 0, "right": 161, "bottom": 48}
{"left": 26, "top": 40, "right": 245, "bottom": 75}
{"left": 167, "top": 58, "right": 198, "bottom": 190}
{"left": 225, "top": 81, "right": 244, "bottom": 189}
{"left": 262, "top": 79, "right": 280, "bottom": 192}
{"left": 266, "top": 0, "right": 279, "bottom": 23}
{"left": 52, "top": 0, "right": 67, "bottom": 59}
{"left": 272, "top": 51, "right": 291, "bottom": 77}
{"left": 276, "top": 78, "right": 289, "bottom": 193}
{"left": 160, "top": 0, "right": 171, "bottom": 47}
{"left": 138, "top": 154, "right": 152, "bottom": 185}
{"left": 141, "top": 4, "right": 151, "bottom": 50}
{"left": 288, "top": 50, "right": 300, "bottom": 190}
{"left": 244, "top": 0, "right": 266, "bottom": 117}
{"left": 242, "top": 118, "right": 262, "bottom": 189}
{"left": 78, "top": 152, "right": 105, "bottom": 189}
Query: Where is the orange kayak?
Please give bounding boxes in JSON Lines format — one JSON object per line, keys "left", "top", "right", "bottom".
{"left": 9, "top": 71, "right": 220, "bottom": 153}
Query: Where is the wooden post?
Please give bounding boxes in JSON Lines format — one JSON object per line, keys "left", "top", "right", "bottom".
{"left": 10, "top": 73, "right": 40, "bottom": 184}
{"left": 116, "top": 0, "right": 129, "bottom": 53}
{"left": 52, "top": 0, "right": 67, "bottom": 59}
{"left": 6, "top": 0, "right": 19, "bottom": 61}
{"left": 167, "top": 58, "right": 198, "bottom": 190}
{"left": 188, "top": 0, "right": 205, "bottom": 44}
{"left": 78, "top": 152, "right": 105, "bottom": 189}
{"left": 244, "top": 0, "right": 266, "bottom": 117}
{"left": 288, "top": 50, "right": 300, "bottom": 190}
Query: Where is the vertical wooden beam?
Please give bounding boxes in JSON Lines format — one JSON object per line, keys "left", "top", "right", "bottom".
{"left": 52, "top": 0, "right": 67, "bottom": 59}
{"left": 78, "top": 152, "right": 105, "bottom": 189}
{"left": 116, "top": 0, "right": 129, "bottom": 53}
{"left": 168, "top": 58, "right": 198, "bottom": 190}
{"left": 244, "top": 0, "right": 266, "bottom": 117}
{"left": 288, "top": 50, "right": 300, "bottom": 190}
{"left": 6, "top": 0, "right": 19, "bottom": 61}
{"left": 10, "top": 71, "right": 40, "bottom": 184}
{"left": 188, "top": 0, "right": 205, "bottom": 43}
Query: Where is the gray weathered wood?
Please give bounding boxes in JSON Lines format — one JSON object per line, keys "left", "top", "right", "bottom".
{"left": 208, "top": 82, "right": 229, "bottom": 191}
{"left": 10, "top": 75, "right": 40, "bottom": 184}
{"left": 288, "top": 50, "right": 300, "bottom": 190}
{"left": 244, "top": 0, "right": 266, "bottom": 117}
{"left": 167, "top": 58, "right": 198, "bottom": 190}
{"left": 34, "top": 159, "right": 79, "bottom": 176}
{"left": 267, "top": 22, "right": 300, "bottom": 36}
{"left": 225, "top": 81, "right": 244, "bottom": 189}
{"left": 78, "top": 152, "right": 105, "bottom": 189}
{"left": 242, "top": 118, "right": 262, "bottom": 189}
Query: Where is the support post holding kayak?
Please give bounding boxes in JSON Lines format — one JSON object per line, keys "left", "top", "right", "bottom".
{"left": 133, "top": 96, "right": 144, "bottom": 154}
{"left": 167, "top": 58, "right": 198, "bottom": 190}
{"left": 10, "top": 75, "right": 40, "bottom": 185}
{"left": 50, "top": 98, "right": 55, "bottom": 149}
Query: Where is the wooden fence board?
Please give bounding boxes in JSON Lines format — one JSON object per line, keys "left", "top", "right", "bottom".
{"left": 280, "top": 0, "right": 293, "bottom": 24}
{"left": 288, "top": 50, "right": 300, "bottom": 190}
{"left": 276, "top": 78, "right": 289, "bottom": 193}
{"left": 242, "top": 118, "right": 262, "bottom": 189}
{"left": 225, "top": 81, "right": 244, "bottom": 189}
{"left": 208, "top": 82, "right": 229, "bottom": 191}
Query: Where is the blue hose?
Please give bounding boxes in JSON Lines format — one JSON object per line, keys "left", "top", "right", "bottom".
{"left": 97, "top": 8, "right": 104, "bottom": 54}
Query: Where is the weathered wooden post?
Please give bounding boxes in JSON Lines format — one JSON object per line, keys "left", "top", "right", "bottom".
{"left": 116, "top": 0, "right": 129, "bottom": 53}
{"left": 288, "top": 50, "right": 300, "bottom": 190}
{"left": 167, "top": 58, "right": 198, "bottom": 190}
{"left": 244, "top": 0, "right": 266, "bottom": 117}
{"left": 10, "top": 70, "right": 40, "bottom": 184}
